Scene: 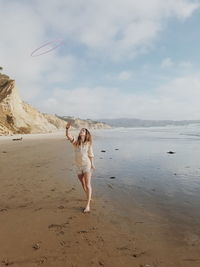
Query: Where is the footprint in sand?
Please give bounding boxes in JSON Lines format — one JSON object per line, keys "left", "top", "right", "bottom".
{"left": 131, "top": 250, "right": 146, "bottom": 258}
{"left": 35, "top": 256, "right": 47, "bottom": 264}
{"left": 48, "top": 222, "right": 69, "bottom": 233}
{"left": 1, "top": 258, "right": 14, "bottom": 266}
{"left": 65, "top": 187, "right": 76, "bottom": 193}
{"left": 58, "top": 205, "right": 65, "bottom": 209}
{"left": 60, "top": 240, "right": 66, "bottom": 246}
{"left": 18, "top": 204, "right": 28, "bottom": 208}
{"left": 34, "top": 207, "right": 42, "bottom": 211}
{"left": 0, "top": 208, "right": 8, "bottom": 212}
{"left": 57, "top": 231, "right": 65, "bottom": 236}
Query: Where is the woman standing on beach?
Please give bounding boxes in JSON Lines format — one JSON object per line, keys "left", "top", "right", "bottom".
{"left": 66, "top": 122, "right": 95, "bottom": 213}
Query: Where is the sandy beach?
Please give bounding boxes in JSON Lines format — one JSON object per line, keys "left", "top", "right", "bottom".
{"left": 0, "top": 131, "right": 200, "bottom": 267}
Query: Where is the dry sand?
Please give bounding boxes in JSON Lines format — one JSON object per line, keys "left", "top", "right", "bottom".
{"left": 0, "top": 132, "right": 199, "bottom": 267}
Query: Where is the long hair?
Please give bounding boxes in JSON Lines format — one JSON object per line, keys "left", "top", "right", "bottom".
{"left": 74, "top": 128, "right": 92, "bottom": 147}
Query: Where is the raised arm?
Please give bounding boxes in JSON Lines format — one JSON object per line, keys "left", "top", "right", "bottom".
{"left": 66, "top": 122, "right": 75, "bottom": 144}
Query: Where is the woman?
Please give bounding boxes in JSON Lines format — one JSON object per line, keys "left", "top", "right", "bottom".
{"left": 66, "top": 122, "right": 95, "bottom": 213}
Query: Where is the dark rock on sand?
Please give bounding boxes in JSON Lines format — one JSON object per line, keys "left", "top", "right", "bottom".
{"left": 167, "top": 151, "right": 176, "bottom": 154}
{"left": 12, "top": 137, "right": 23, "bottom": 141}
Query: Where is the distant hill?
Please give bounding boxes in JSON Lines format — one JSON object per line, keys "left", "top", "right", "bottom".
{"left": 55, "top": 115, "right": 111, "bottom": 130}
{"left": 100, "top": 118, "right": 200, "bottom": 127}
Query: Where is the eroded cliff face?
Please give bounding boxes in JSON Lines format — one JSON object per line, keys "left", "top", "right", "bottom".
{"left": 0, "top": 74, "right": 66, "bottom": 135}
{"left": 0, "top": 73, "right": 111, "bottom": 136}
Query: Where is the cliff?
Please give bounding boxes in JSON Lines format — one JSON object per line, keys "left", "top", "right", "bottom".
{"left": 0, "top": 72, "right": 110, "bottom": 136}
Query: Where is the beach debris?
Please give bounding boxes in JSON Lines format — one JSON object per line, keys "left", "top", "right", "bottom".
{"left": 12, "top": 137, "right": 23, "bottom": 141}
{"left": 1, "top": 258, "right": 14, "bottom": 266}
{"left": 107, "top": 184, "right": 113, "bottom": 189}
{"left": 51, "top": 188, "right": 56, "bottom": 191}
{"left": 115, "top": 148, "right": 119, "bottom": 150}
{"left": 110, "top": 176, "right": 116, "bottom": 179}
{"left": 98, "top": 260, "right": 105, "bottom": 266}
{"left": 101, "top": 150, "right": 106, "bottom": 152}
{"left": 2, "top": 151, "right": 7, "bottom": 153}
{"left": 32, "top": 243, "right": 40, "bottom": 250}
{"left": 109, "top": 157, "right": 112, "bottom": 159}
{"left": 167, "top": 151, "right": 176, "bottom": 154}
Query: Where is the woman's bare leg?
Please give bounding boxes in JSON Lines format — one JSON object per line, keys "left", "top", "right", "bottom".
{"left": 83, "top": 171, "right": 92, "bottom": 212}
{"left": 77, "top": 173, "right": 87, "bottom": 195}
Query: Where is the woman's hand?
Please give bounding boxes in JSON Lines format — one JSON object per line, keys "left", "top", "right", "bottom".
{"left": 66, "top": 121, "right": 71, "bottom": 129}
{"left": 91, "top": 165, "right": 96, "bottom": 171}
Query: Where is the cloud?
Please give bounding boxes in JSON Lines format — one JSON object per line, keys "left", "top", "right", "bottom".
{"left": 118, "top": 71, "right": 132, "bottom": 80}
{"left": 0, "top": 0, "right": 199, "bottom": 120}
{"left": 0, "top": 1, "right": 77, "bottom": 100}
{"left": 35, "top": 71, "right": 200, "bottom": 120}
{"left": 161, "top": 58, "right": 174, "bottom": 68}
{"left": 160, "top": 58, "right": 193, "bottom": 71}
{"left": 106, "top": 70, "right": 133, "bottom": 81}
{"left": 24, "top": 0, "right": 200, "bottom": 60}
{"left": 179, "top": 61, "right": 192, "bottom": 68}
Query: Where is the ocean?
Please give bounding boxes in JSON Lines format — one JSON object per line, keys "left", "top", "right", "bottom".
{"left": 92, "top": 125, "right": 200, "bottom": 226}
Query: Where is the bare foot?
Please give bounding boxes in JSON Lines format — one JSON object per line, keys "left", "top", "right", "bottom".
{"left": 83, "top": 206, "right": 90, "bottom": 213}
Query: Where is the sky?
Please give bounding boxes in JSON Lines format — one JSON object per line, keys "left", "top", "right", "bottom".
{"left": 0, "top": 0, "right": 200, "bottom": 120}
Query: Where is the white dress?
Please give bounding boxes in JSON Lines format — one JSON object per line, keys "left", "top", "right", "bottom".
{"left": 69, "top": 137, "right": 94, "bottom": 174}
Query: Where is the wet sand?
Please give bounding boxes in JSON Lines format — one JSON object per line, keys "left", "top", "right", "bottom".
{"left": 0, "top": 132, "right": 200, "bottom": 267}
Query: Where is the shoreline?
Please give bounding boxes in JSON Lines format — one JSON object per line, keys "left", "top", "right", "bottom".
{"left": 0, "top": 132, "right": 199, "bottom": 266}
